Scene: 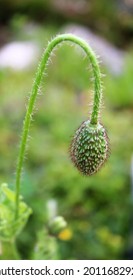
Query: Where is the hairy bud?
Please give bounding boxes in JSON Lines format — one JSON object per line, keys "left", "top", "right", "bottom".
{"left": 70, "top": 120, "right": 109, "bottom": 175}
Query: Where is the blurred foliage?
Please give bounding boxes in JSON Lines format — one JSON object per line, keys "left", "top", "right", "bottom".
{"left": 32, "top": 228, "right": 59, "bottom": 260}
{"left": 0, "top": 0, "right": 133, "bottom": 47}
{"left": 105, "top": 54, "right": 133, "bottom": 108}
{"left": 0, "top": 23, "right": 133, "bottom": 260}
{"left": 0, "top": 183, "right": 32, "bottom": 242}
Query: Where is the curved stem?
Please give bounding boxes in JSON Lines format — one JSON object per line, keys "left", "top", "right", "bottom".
{"left": 15, "top": 33, "right": 102, "bottom": 219}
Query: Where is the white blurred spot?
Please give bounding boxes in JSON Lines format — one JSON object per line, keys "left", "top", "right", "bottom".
{"left": 0, "top": 41, "right": 39, "bottom": 70}
{"left": 47, "top": 199, "right": 58, "bottom": 220}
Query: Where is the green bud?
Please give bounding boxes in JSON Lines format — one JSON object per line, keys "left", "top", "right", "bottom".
{"left": 49, "top": 216, "right": 67, "bottom": 236}
{"left": 70, "top": 120, "right": 109, "bottom": 175}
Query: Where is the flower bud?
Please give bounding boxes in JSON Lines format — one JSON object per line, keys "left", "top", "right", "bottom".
{"left": 70, "top": 120, "right": 109, "bottom": 175}
{"left": 48, "top": 216, "right": 67, "bottom": 236}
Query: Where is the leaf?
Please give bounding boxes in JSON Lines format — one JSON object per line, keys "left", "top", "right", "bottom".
{"left": 0, "top": 183, "right": 32, "bottom": 242}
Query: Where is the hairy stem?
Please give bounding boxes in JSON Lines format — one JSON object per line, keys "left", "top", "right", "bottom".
{"left": 15, "top": 33, "right": 102, "bottom": 219}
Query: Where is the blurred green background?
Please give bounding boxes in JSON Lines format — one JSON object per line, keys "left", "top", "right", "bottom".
{"left": 0, "top": 0, "right": 133, "bottom": 260}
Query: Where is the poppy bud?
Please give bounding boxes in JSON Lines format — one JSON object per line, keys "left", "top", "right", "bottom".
{"left": 70, "top": 120, "right": 109, "bottom": 175}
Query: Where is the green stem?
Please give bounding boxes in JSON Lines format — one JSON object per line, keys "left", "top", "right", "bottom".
{"left": 15, "top": 33, "right": 102, "bottom": 219}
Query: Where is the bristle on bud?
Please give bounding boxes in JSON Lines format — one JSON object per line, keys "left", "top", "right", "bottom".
{"left": 70, "top": 120, "right": 109, "bottom": 175}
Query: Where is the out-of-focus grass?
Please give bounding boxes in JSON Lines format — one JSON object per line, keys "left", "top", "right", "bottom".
{"left": 0, "top": 24, "right": 133, "bottom": 259}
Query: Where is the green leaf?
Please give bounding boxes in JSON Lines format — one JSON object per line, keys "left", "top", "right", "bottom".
{"left": 0, "top": 183, "right": 32, "bottom": 242}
